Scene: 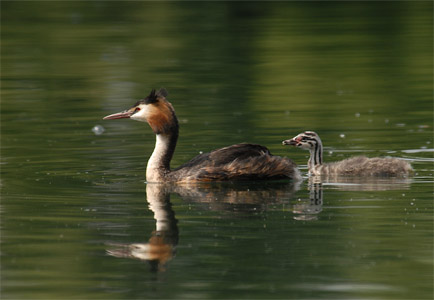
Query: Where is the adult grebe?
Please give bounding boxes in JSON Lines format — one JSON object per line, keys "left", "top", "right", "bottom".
{"left": 283, "top": 131, "right": 413, "bottom": 177}
{"left": 103, "top": 89, "right": 301, "bottom": 183}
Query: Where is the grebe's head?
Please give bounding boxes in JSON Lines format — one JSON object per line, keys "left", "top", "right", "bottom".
{"left": 282, "top": 131, "right": 321, "bottom": 150}
{"left": 103, "top": 88, "right": 178, "bottom": 134}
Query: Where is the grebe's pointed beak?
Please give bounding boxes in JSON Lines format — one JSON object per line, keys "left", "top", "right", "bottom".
{"left": 282, "top": 138, "right": 299, "bottom": 146}
{"left": 103, "top": 109, "right": 134, "bottom": 120}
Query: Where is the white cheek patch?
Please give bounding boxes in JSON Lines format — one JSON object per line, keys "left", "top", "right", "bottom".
{"left": 131, "top": 105, "right": 151, "bottom": 122}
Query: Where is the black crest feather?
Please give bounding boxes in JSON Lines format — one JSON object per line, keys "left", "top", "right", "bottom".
{"left": 134, "top": 88, "right": 169, "bottom": 106}
{"left": 144, "top": 89, "right": 158, "bottom": 104}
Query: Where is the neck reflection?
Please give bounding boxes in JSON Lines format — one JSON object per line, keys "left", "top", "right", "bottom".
{"left": 106, "top": 183, "right": 178, "bottom": 273}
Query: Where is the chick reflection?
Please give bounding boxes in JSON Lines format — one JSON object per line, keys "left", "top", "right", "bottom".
{"left": 106, "top": 183, "right": 178, "bottom": 272}
{"left": 293, "top": 180, "right": 323, "bottom": 221}
{"left": 292, "top": 174, "right": 412, "bottom": 221}
{"left": 308, "top": 175, "right": 412, "bottom": 191}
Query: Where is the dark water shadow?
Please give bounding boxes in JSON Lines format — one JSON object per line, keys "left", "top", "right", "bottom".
{"left": 171, "top": 180, "right": 301, "bottom": 212}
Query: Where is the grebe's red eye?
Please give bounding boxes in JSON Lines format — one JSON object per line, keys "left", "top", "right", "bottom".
{"left": 134, "top": 107, "right": 141, "bottom": 113}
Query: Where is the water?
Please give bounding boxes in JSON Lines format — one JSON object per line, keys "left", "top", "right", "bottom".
{"left": 2, "top": 2, "right": 433, "bottom": 299}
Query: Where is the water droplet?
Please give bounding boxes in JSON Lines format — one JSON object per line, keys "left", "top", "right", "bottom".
{"left": 339, "top": 134, "right": 345, "bottom": 138}
{"left": 92, "top": 125, "right": 105, "bottom": 135}
{"left": 355, "top": 113, "right": 360, "bottom": 118}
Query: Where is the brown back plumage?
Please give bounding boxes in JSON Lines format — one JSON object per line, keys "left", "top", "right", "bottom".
{"left": 170, "top": 143, "right": 301, "bottom": 182}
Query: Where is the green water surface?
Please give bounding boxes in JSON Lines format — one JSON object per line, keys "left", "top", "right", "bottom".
{"left": 2, "top": 2, "right": 433, "bottom": 299}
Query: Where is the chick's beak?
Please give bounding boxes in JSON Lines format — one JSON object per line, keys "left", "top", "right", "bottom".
{"left": 282, "top": 137, "right": 299, "bottom": 146}
{"left": 103, "top": 109, "right": 134, "bottom": 120}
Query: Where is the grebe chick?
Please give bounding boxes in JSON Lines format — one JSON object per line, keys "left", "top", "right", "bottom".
{"left": 282, "top": 131, "right": 413, "bottom": 177}
{"left": 104, "top": 89, "right": 301, "bottom": 183}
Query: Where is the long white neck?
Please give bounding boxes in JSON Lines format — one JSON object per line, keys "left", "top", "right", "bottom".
{"left": 146, "top": 133, "right": 177, "bottom": 182}
{"left": 307, "top": 140, "right": 323, "bottom": 172}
